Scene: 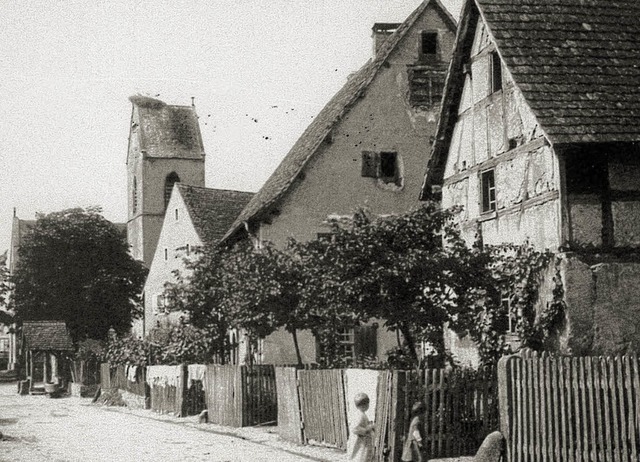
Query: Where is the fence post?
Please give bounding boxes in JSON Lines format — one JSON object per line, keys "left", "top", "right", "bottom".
{"left": 498, "top": 354, "right": 518, "bottom": 461}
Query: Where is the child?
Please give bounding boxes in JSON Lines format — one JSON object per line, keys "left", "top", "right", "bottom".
{"left": 346, "top": 392, "right": 375, "bottom": 461}
{"left": 401, "top": 401, "right": 426, "bottom": 461}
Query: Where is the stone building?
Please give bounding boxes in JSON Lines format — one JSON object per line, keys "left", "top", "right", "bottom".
{"left": 222, "top": 0, "right": 457, "bottom": 364}
{"left": 135, "top": 184, "right": 253, "bottom": 338}
{"left": 126, "top": 95, "right": 206, "bottom": 268}
{"left": 421, "top": 0, "right": 640, "bottom": 363}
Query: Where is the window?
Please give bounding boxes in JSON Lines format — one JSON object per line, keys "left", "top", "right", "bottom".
{"left": 155, "top": 294, "right": 166, "bottom": 314}
{"left": 490, "top": 51, "right": 502, "bottom": 93}
{"left": 337, "top": 328, "right": 355, "bottom": 362}
{"left": 175, "top": 208, "right": 179, "bottom": 221}
{"left": 421, "top": 31, "right": 438, "bottom": 58}
{"left": 164, "top": 248, "right": 168, "bottom": 261}
{"left": 481, "top": 169, "right": 496, "bottom": 213}
{"left": 361, "top": 151, "right": 401, "bottom": 186}
{"left": 164, "top": 172, "right": 180, "bottom": 210}
{"left": 186, "top": 244, "right": 190, "bottom": 256}
{"left": 132, "top": 177, "right": 138, "bottom": 213}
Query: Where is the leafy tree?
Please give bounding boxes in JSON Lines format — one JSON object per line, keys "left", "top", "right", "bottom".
{"left": 0, "top": 252, "right": 14, "bottom": 326}
{"left": 11, "top": 207, "right": 147, "bottom": 342}
{"left": 316, "top": 204, "right": 500, "bottom": 364}
{"left": 163, "top": 246, "right": 233, "bottom": 363}
{"left": 221, "top": 242, "right": 309, "bottom": 365}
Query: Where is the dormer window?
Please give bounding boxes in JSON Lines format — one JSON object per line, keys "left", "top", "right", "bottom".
{"left": 490, "top": 51, "right": 502, "bottom": 93}
{"left": 420, "top": 31, "right": 438, "bottom": 60}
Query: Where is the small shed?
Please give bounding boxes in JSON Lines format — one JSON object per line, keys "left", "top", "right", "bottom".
{"left": 21, "top": 321, "right": 74, "bottom": 393}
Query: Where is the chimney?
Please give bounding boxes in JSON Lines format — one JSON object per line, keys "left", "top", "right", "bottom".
{"left": 371, "top": 23, "right": 401, "bottom": 57}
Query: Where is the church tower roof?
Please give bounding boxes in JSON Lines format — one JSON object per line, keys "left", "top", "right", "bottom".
{"left": 128, "top": 95, "right": 205, "bottom": 160}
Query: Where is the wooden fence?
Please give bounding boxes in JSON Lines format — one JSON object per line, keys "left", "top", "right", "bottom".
{"left": 498, "top": 354, "right": 640, "bottom": 462}
{"left": 374, "top": 368, "right": 499, "bottom": 461}
{"left": 205, "top": 364, "right": 276, "bottom": 427}
{"left": 298, "top": 369, "right": 349, "bottom": 449}
{"left": 147, "top": 365, "right": 187, "bottom": 417}
{"left": 101, "top": 364, "right": 147, "bottom": 397}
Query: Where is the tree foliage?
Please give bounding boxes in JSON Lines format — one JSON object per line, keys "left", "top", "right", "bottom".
{"left": 12, "top": 208, "right": 147, "bottom": 342}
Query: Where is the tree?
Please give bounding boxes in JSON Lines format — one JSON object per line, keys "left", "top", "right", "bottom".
{"left": 315, "top": 204, "right": 499, "bottom": 364}
{"left": 11, "top": 207, "right": 147, "bottom": 342}
{"left": 163, "top": 246, "right": 234, "bottom": 364}
{"left": 0, "top": 252, "right": 14, "bottom": 326}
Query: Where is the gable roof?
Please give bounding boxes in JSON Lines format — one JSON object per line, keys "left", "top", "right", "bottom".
{"left": 22, "top": 321, "right": 74, "bottom": 351}
{"left": 177, "top": 184, "right": 254, "bottom": 246}
{"left": 423, "top": 0, "right": 640, "bottom": 195}
{"left": 222, "top": 0, "right": 456, "bottom": 243}
{"left": 129, "top": 95, "right": 205, "bottom": 160}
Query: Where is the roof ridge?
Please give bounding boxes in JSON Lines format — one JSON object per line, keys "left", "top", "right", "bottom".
{"left": 176, "top": 184, "right": 255, "bottom": 195}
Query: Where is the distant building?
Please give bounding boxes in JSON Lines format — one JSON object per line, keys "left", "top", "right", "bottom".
{"left": 135, "top": 184, "right": 253, "bottom": 338}
{"left": 421, "top": 0, "right": 640, "bottom": 363}
{"left": 222, "top": 0, "right": 457, "bottom": 365}
{"left": 126, "top": 95, "right": 206, "bottom": 268}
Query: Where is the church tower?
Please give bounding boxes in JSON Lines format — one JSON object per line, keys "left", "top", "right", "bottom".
{"left": 126, "top": 95, "right": 205, "bottom": 267}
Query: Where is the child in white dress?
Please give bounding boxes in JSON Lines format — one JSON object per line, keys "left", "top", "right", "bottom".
{"left": 346, "top": 392, "right": 375, "bottom": 461}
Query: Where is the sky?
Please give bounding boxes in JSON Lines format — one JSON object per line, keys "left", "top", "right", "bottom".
{"left": 0, "top": 0, "right": 462, "bottom": 253}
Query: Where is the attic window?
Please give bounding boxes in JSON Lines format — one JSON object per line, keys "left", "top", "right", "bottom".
{"left": 361, "top": 151, "right": 402, "bottom": 186}
{"left": 421, "top": 31, "right": 438, "bottom": 59}
{"left": 490, "top": 51, "right": 502, "bottom": 93}
{"left": 481, "top": 169, "right": 496, "bottom": 213}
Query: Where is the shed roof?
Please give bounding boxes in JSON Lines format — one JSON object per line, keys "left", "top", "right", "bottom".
{"left": 222, "top": 0, "right": 456, "bottom": 243}
{"left": 22, "top": 321, "right": 74, "bottom": 351}
{"left": 422, "top": 0, "right": 640, "bottom": 195}
{"left": 177, "top": 184, "right": 254, "bottom": 246}
{"left": 130, "top": 96, "right": 205, "bottom": 159}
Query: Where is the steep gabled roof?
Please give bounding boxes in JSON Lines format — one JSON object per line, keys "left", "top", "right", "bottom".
{"left": 177, "top": 184, "right": 254, "bottom": 246}
{"left": 423, "top": 0, "right": 640, "bottom": 195}
{"left": 129, "top": 96, "right": 205, "bottom": 160}
{"left": 22, "top": 321, "right": 74, "bottom": 351}
{"left": 222, "top": 0, "right": 456, "bottom": 243}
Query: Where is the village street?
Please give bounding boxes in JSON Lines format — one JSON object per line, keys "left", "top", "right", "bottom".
{"left": 0, "top": 383, "right": 338, "bottom": 462}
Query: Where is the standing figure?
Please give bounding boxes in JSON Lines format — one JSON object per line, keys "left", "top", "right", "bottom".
{"left": 347, "top": 392, "right": 375, "bottom": 461}
{"left": 401, "top": 401, "right": 426, "bottom": 461}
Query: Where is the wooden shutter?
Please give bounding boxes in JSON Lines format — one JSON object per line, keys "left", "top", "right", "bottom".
{"left": 361, "top": 151, "right": 380, "bottom": 178}
{"left": 354, "top": 325, "right": 377, "bottom": 358}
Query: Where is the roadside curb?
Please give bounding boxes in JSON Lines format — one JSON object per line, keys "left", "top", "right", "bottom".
{"left": 96, "top": 404, "right": 344, "bottom": 462}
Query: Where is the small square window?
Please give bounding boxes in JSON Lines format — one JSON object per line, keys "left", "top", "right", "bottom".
{"left": 481, "top": 170, "right": 496, "bottom": 213}
{"left": 421, "top": 31, "right": 438, "bottom": 57}
{"left": 361, "top": 151, "right": 401, "bottom": 186}
{"left": 490, "top": 51, "right": 502, "bottom": 93}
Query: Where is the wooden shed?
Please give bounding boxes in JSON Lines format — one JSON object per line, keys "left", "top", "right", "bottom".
{"left": 21, "top": 321, "right": 74, "bottom": 393}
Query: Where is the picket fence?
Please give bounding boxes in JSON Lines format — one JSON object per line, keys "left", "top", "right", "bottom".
{"left": 499, "top": 354, "right": 640, "bottom": 462}
{"left": 374, "top": 367, "right": 498, "bottom": 461}
{"left": 275, "top": 366, "right": 498, "bottom": 459}
{"left": 205, "top": 364, "right": 277, "bottom": 427}
{"left": 275, "top": 367, "right": 349, "bottom": 449}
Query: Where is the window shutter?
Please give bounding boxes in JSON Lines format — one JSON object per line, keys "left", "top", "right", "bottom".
{"left": 354, "top": 325, "right": 377, "bottom": 358}
{"left": 361, "top": 151, "right": 380, "bottom": 178}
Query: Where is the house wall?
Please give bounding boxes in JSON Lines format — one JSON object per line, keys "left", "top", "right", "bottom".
{"left": 441, "top": 18, "right": 561, "bottom": 251}
{"left": 127, "top": 105, "right": 205, "bottom": 267}
{"left": 563, "top": 145, "right": 640, "bottom": 247}
{"left": 134, "top": 186, "right": 203, "bottom": 337}
{"left": 255, "top": 4, "right": 456, "bottom": 364}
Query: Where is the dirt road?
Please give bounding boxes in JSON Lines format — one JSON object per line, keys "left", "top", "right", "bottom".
{"left": 0, "top": 383, "right": 329, "bottom": 462}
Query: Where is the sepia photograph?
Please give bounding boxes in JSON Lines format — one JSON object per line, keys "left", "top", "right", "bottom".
{"left": 1, "top": 0, "right": 639, "bottom": 460}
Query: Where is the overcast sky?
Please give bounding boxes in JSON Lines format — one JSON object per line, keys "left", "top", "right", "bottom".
{"left": 0, "top": 0, "right": 462, "bottom": 253}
